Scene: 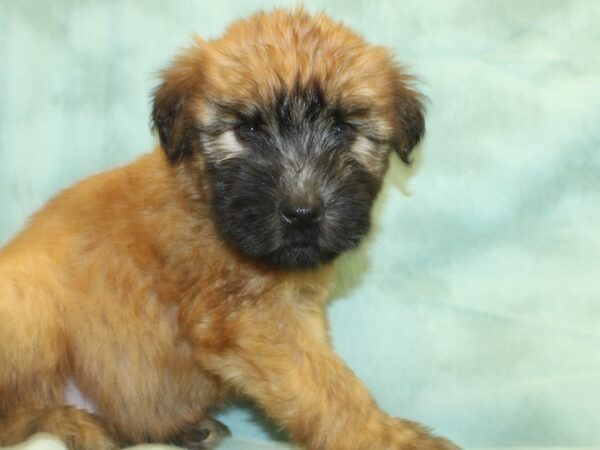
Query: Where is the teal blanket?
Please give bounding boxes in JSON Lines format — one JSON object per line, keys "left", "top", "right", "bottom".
{"left": 0, "top": 0, "right": 598, "bottom": 448}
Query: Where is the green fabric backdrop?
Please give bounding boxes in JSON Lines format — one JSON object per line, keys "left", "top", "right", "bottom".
{"left": 1, "top": 0, "right": 599, "bottom": 448}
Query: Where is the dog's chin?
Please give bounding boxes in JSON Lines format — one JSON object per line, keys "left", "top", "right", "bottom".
{"left": 219, "top": 221, "right": 369, "bottom": 270}
{"left": 259, "top": 243, "right": 333, "bottom": 270}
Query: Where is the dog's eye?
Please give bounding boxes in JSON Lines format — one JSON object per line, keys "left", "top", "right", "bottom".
{"left": 332, "top": 122, "right": 356, "bottom": 137}
{"left": 236, "top": 123, "right": 263, "bottom": 142}
{"left": 331, "top": 122, "right": 357, "bottom": 146}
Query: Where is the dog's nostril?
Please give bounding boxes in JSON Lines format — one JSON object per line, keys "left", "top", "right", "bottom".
{"left": 281, "top": 203, "right": 321, "bottom": 226}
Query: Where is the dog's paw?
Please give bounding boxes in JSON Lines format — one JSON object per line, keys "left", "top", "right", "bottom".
{"left": 403, "top": 434, "right": 461, "bottom": 450}
{"left": 385, "top": 419, "right": 461, "bottom": 450}
{"left": 175, "top": 418, "right": 231, "bottom": 450}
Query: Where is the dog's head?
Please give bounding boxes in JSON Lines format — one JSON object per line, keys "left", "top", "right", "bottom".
{"left": 152, "top": 9, "right": 424, "bottom": 270}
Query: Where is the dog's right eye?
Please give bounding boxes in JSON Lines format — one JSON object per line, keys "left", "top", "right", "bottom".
{"left": 235, "top": 123, "right": 263, "bottom": 142}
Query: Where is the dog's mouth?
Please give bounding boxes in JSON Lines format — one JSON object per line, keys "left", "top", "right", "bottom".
{"left": 211, "top": 200, "right": 370, "bottom": 270}
{"left": 264, "top": 242, "right": 325, "bottom": 270}
{"left": 215, "top": 214, "right": 362, "bottom": 270}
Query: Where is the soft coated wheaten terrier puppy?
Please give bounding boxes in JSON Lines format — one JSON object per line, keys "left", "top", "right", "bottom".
{"left": 0, "top": 8, "right": 459, "bottom": 450}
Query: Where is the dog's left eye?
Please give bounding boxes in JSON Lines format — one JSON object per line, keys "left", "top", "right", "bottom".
{"left": 236, "top": 123, "right": 263, "bottom": 142}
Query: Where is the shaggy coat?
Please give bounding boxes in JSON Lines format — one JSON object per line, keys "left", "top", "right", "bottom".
{"left": 0, "top": 8, "right": 458, "bottom": 450}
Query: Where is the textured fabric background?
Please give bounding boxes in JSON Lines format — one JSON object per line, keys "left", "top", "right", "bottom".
{"left": 0, "top": 0, "right": 599, "bottom": 448}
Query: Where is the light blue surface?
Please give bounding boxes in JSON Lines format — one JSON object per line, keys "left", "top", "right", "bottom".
{"left": 1, "top": 0, "right": 599, "bottom": 448}
{"left": 2, "top": 434, "right": 597, "bottom": 450}
{"left": 3, "top": 434, "right": 596, "bottom": 449}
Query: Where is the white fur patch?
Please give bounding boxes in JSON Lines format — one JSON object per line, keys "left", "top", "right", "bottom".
{"left": 209, "top": 130, "right": 247, "bottom": 161}
{"left": 64, "top": 378, "right": 97, "bottom": 413}
{"left": 351, "top": 135, "right": 386, "bottom": 173}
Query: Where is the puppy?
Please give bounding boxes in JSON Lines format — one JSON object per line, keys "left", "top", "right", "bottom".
{"left": 0, "top": 8, "right": 459, "bottom": 450}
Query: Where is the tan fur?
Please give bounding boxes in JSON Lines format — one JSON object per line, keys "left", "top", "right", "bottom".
{"left": 0, "top": 8, "right": 457, "bottom": 450}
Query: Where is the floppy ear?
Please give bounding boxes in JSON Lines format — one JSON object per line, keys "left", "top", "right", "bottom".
{"left": 391, "top": 75, "right": 426, "bottom": 164}
{"left": 151, "top": 53, "right": 202, "bottom": 162}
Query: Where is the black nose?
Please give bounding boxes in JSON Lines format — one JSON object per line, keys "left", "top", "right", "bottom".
{"left": 281, "top": 202, "right": 321, "bottom": 226}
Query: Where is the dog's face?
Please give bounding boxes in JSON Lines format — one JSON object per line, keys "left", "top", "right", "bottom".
{"left": 152, "top": 9, "right": 424, "bottom": 269}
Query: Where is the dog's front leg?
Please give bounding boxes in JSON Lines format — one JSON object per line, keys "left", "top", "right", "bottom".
{"left": 185, "top": 289, "right": 459, "bottom": 450}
